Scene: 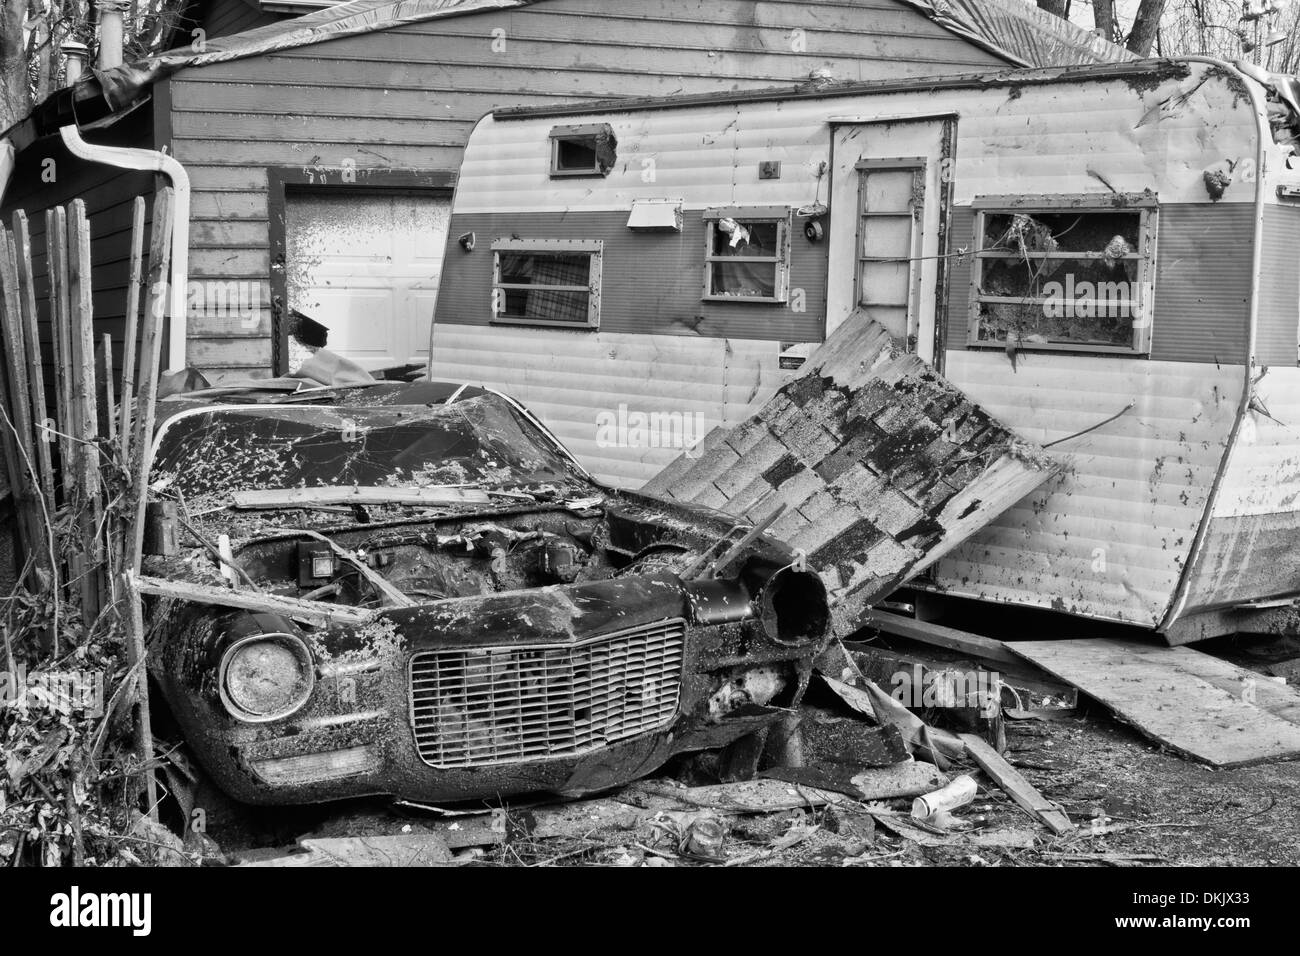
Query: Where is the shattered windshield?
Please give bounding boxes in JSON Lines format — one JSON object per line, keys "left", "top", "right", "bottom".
{"left": 150, "top": 394, "right": 587, "bottom": 502}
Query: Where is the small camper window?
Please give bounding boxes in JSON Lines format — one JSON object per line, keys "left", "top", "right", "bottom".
{"left": 968, "top": 197, "right": 1157, "bottom": 354}
{"left": 702, "top": 207, "right": 792, "bottom": 303}
{"left": 491, "top": 239, "right": 602, "bottom": 329}
{"left": 549, "top": 124, "right": 617, "bottom": 178}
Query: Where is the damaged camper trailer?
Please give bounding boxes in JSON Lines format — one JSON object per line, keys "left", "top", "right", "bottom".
{"left": 429, "top": 57, "right": 1300, "bottom": 643}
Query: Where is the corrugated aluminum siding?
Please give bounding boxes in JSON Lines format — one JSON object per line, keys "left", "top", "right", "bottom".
{"left": 946, "top": 202, "right": 1255, "bottom": 365}
{"left": 931, "top": 351, "right": 1240, "bottom": 626}
{"left": 430, "top": 323, "right": 786, "bottom": 485}
{"left": 1183, "top": 366, "right": 1300, "bottom": 611}
{"left": 436, "top": 211, "right": 825, "bottom": 342}
{"left": 1258, "top": 203, "right": 1300, "bottom": 368}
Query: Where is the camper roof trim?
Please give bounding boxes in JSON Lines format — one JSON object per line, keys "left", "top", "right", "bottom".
{"left": 492, "top": 60, "right": 1200, "bottom": 122}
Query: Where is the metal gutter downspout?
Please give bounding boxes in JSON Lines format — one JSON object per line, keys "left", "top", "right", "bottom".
{"left": 1159, "top": 56, "right": 1269, "bottom": 632}
{"left": 58, "top": 124, "right": 191, "bottom": 371}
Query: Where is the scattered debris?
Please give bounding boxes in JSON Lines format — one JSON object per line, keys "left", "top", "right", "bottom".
{"left": 761, "top": 761, "right": 949, "bottom": 801}
{"left": 240, "top": 833, "right": 457, "bottom": 867}
{"left": 960, "top": 733, "right": 1075, "bottom": 836}
{"left": 818, "top": 670, "right": 967, "bottom": 768}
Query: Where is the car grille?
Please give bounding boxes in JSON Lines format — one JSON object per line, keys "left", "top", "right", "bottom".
{"left": 409, "top": 619, "right": 686, "bottom": 769}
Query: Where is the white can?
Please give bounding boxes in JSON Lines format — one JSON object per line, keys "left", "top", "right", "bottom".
{"left": 911, "top": 773, "right": 978, "bottom": 821}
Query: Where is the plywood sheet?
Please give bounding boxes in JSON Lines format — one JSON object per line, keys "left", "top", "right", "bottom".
{"left": 1009, "top": 639, "right": 1300, "bottom": 767}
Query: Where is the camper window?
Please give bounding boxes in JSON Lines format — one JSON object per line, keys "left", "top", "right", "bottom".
{"left": 702, "top": 207, "right": 792, "bottom": 303}
{"left": 491, "top": 238, "right": 603, "bottom": 329}
{"left": 968, "top": 196, "right": 1157, "bottom": 354}
{"left": 549, "top": 124, "right": 617, "bottom": 178}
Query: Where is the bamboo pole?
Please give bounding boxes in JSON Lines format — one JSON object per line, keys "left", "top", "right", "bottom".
{"left": 48, "top": 208, "right": 74, "bottom": 506}
{"left": 12, "top": 212, "right": 56, "bottom": 511}
{"left": 67, "top": 201, "right": 102, "bottom": 620}
{"left": 100, "top": 333, "right": 116, "bottom": 444}
{"left": 126, "top": 188, "right": 173, "bottom": 576}
{"left": 47, "top": 206, "right": 83, "bottom": 630}
{"left": 118, "top": 197, "right": 145, "bottom": 461}
{"left": 120, "top": 187, "right": 173, "bottom": 822}
{"left": 0, "top": 270, "right": 29, "bottom": 569}
{"left": 122, "top": 579, "right": 157, "bottom": 818}
{"left": 0, "top": 232, "right": 47, "bottom": 580}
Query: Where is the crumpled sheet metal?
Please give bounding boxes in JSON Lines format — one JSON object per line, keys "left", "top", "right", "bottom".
{"left": 150, "top": 0, "right": 529, "bottom": 72}
{"left": 898, "top": 0, "right": 1136, "bottom": 69}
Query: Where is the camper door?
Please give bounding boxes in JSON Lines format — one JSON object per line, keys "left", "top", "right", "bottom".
{"left": 827, "top": 117, "right": 955, "bottom": 365}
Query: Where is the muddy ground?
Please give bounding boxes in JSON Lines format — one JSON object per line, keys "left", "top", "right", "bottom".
{"left": 196, "top": 674, "right": 1300, "bottom": 867}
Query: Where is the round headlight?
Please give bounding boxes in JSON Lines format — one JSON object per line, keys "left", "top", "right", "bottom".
{"left": 219, "top": 633, "right": 315, "bottom": 722}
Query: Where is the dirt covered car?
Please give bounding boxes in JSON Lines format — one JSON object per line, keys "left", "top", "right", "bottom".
{"left": 140, "top": 380, "right": 830, "bottom": 805}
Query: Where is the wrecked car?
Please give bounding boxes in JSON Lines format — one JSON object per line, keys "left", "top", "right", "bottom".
{"left": 141, "top": 381, "right": 830, "bottom": 805}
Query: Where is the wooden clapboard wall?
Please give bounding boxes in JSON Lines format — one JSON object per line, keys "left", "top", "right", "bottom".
{"left": 160, "top": 0, "right": 1010, "bottom": 379}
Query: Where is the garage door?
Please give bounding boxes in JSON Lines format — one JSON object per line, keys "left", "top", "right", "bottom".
{"left": 285, "top": 192, "right": 451, "bottom": 370}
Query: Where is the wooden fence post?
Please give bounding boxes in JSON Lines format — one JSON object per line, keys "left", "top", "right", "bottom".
{"left": 47, "top": 208, "right": 74, "bottom": 506}
{"left": 118, "top": 197, "right": 145, "bottom": 462}
{"left": 12, "top": 212, "right": 56, "bottom": 512}
{"left": 121, "top": 187, "right": 174, "bottom": 821}
{"left": 0, "top": 230, "right": 48, "bottom": 581}
{"left": 67, "top": 201, "right": 103, "bottom": 620}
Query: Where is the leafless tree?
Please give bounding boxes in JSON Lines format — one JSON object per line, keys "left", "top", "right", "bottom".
{"left": 1037, "top": 0, "right": 1299, "bottom": 68}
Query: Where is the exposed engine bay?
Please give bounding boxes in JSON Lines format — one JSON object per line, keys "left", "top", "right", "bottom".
{"left": 236, "top": 508, "right": 671, "bottom": 606}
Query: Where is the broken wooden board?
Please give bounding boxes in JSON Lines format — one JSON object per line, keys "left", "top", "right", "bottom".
{"left": 870, "top": 813, "right": 1037, "bottom": 849}
{"left": 864, "top": 611, "right": 1023, "bottom": 666}
{"left": 132, "top": 572, "right": 374, "bottom": 627}
{"left": 959, "top": 733, "right": 1075, "bottom": 836}
{"left": 629, "top": 769, "right": 944, "bottom": 813}
{"left": 760, "top": 760, "right": 947, "bottom": 800}
{"left": 240, "top": 833, "right": 457, "bottom": 867}
{"left": 641, "top": 317, "right": 1057, "bottom": 635}
{"left": 1008, "top": 638, "right": 1300, "bottom": 767}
